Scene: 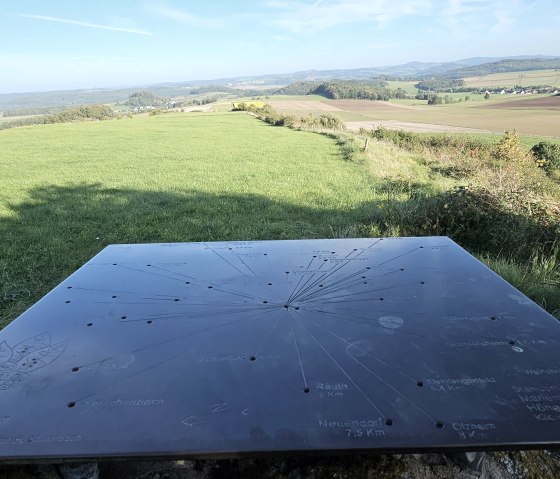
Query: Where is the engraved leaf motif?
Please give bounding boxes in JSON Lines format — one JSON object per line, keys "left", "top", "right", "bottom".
{"left": 0, "top": 371, "right": 29, "bottom": 390}
{"left": 11, "top": 333, "right": 52, "bottom": 362}
{"left": 15, "top": 341, "right": 68, "bottom": 372}
{"left": 0, "top": 341, "right": 13, "bottom": 363}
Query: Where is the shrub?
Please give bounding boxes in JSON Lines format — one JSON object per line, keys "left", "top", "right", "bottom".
{"left": 491, "top": 130, "right": 527, "bottom": 164}
{"left": 531, "top": 141, "right": 560, "bottom": 172}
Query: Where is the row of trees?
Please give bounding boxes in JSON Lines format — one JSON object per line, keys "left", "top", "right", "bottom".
{"left": 124, "top": 91, "right": 169, "bottom": 109}
{"left": 415, "top": 78, "right": 465, "bottom": 92}
{"left": 0, "top": 105, "right": 115, "bottom": 130}
{"left": 275, "top": 80, "right": 407, "bottom": 100}
{"left": 233, "top": 102, "right": 344, "bottom": 131}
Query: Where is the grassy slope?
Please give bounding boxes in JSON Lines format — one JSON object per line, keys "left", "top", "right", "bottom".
{"left": 0, "top": 112, "right": 376, "bottom": 326}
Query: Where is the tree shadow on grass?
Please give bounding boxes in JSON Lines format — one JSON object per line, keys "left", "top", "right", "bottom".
{"left": 1, "top": 181, "right": 558, "bottom": 327}
{"left": 0, "top": 183, "right": 373, "bottom": 326}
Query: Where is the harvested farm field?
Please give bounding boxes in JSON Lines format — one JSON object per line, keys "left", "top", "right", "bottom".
{"left": 478, "top": 95, "right": 560, "bottom": 110}
{"left": 346, "top": 119, "right": 491, "bottom": 134}
{"left": 267, "top": 100, "right": 343, "bottom": 111}
{"left": 327, "top": 99, "right": 416, "bottom": 111}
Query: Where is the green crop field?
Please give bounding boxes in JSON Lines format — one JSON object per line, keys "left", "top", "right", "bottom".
{"left": 0, "top": 112, "right": 376, "bottom": 327}
{"left": 385, "top": 80, "right": 419, "bottom": 94}
{"left": 463, "top": 69, "right": 560, "bottom": 88}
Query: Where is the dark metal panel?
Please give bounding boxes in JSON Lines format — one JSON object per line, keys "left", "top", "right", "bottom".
{"left": 1, "top": 237, "right": 559, "bottom": 461}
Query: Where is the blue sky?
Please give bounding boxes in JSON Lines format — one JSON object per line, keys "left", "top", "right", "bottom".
{"left": 1, "top": 0, "right": 559, "bottom": 93}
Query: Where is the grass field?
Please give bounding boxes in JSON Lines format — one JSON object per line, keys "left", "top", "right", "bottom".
{"left": 464, "top": 69, "right": 560, "bottom": 89}
{"left": 0, "top": 113, "right": 376, "bottom": 327}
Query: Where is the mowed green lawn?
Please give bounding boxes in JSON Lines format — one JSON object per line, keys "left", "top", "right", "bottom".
{"left": 0, "top": 112, "right": 376, "bottom": 327}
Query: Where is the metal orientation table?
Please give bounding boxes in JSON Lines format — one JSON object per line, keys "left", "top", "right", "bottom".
{"left": 1, "top": 236, "right": 559, "bottom": 462}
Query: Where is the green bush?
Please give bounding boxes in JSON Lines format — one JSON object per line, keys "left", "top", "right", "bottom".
{"left": 531, "top": 141, "right": 560, "bottom": 172}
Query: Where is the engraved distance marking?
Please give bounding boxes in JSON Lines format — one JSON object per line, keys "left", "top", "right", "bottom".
{"left": 318, "top": 418, "right": 386, "bottom": 439}
{"left": 453, "top": 422, "right": 496, "bottom": 441}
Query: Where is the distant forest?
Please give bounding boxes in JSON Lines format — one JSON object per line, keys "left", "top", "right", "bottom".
{"left": 441, "top": 58, "right": 560, "bottom": 79}
{"left": 275, "top": 80, "right": 407, "bottom": 100}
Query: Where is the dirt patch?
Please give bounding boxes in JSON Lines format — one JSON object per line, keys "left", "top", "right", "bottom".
{"left": 328, "top": 99, "right": 417, "bottom": 111}
{"left": 478, "top": 95, "right": 560, "bottom": 110}
{"left": 268, "top": 101, "right": 343, "bottom": 111}
{"left": 346, "top": 119, "right": 491, "bottom": 134}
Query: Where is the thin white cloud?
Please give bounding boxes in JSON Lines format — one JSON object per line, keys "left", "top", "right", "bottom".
{"left": 264, "top": 0, "right": 430, "bottom": 33}
{"left": 263, "top": 0, "right": 533, "bottom": 35}
{"left": 148, "top": 6, "right": 225, "bottom": 28}
{"left": 441, "top": 0, "right": 528, "bottom": 34}
{"left": 12, "top": 13, "right": 153, "bottom": 35}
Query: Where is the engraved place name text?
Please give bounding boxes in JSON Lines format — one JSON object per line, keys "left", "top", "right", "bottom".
{"left": 84, "top": 398, "right": 164, "bottom": 408}
{"left": 447, "top": 340, "right": 547, "bottom": 348}
{"left": 426, "top": 377, "right": 496, "bottom": 391}
{"left": 519, "top": 367, "right": 560, "bottom": 376}
{"left": 0, "top": 435, "right": 82, "bottom": 444}
{"left": 512, "top": 385, "right": 560, "bottom": 421}
{"left": 319, "top": 418, "right": 386, "bottom": 438}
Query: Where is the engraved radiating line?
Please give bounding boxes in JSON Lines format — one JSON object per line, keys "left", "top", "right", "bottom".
{"left": 289, "top": 243, "right": 379, "bottom": 303}
{"left": 286, "top": 268, "right": 320, "bottom": 304}
{"left": 296, "top": 280, "right": 368, "bottom": 304}
{"left": 303, "top": 281, "right": 419, "bottom": 303}
{"left": 290, "top": 257, "right": 355, "bottom": 301}
{"left": 299, "top": 307, "right": 437, "bottom": 342}
{"left": 290, "top": 258, "right": 356, "bottom": 303}
{"left": 204, "top": 244, "right": 253, "bottom": 279}
{"left": 312, "top": 324, "right": 436, "bottom": 421}
{"left": 148, "top": 264, "right": 203, "bottom": 281}
{"left": 307, "top": 318, "right": 420, "bottom": 384}
{"left": 288, "top": 310, "right": 309, "bottom": 390}
{"left": 71, "top": 287, "right": 176, "bottom": 297}
{"left": 297, "top": 239, "right": 406, "bottom": 301}
{"left": 145, "top": 264, "right": 265, "bottom": 300}
{"left": 300, "top": 266, "right": 369, "bottom": 297}
{"left": 306, "top": 320, "right": 436, "bottom": 420}
{"left": 383, "top": 268, "right": 405, "bottom": 276}
{"left": 92, "top": 301, "right": 177, "bottom": 305}
{"left": 293, "top": 314, "right": 385, "bottom": 417}
{"left": 306, "top": 255, "right": 316, "bottom": 269}
{"left": 295, "top": 271, "right": 371, "bottom": 303}
{"left": 374, "top": 247, "right": 422, "bottom": 268}
{"left": 72, "top": 308, "right": 273, "bottom": 404}
{"left": 127, "top": 304, "right": 280, "bottom": 323}
{"left": 234, "top": 254, "right": 259, "bottom": 279}
{"left": 115, "top": 264, "right": 187, "bottom": 283}
{"left": 77, "top": 307, "right": 276, "bottom": 369}
{"left": 205, "top": 284, "right": 264, "bottom": 301}
{"left": 286, "top": 253, "right": 321, "bottom": 302}
{"left": 253, "top": 309, "right": 284, "bottom": 357}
